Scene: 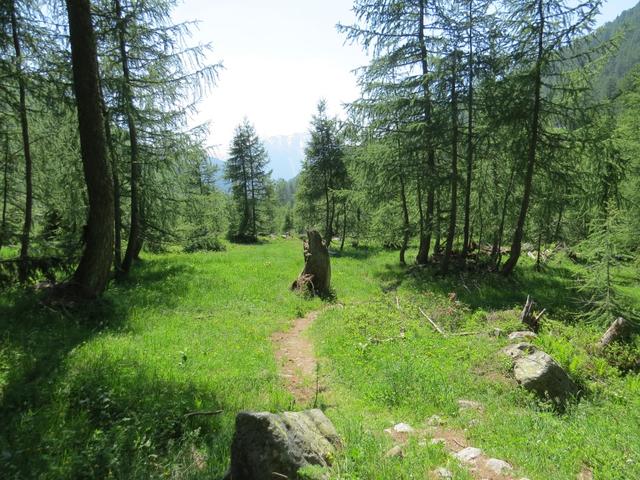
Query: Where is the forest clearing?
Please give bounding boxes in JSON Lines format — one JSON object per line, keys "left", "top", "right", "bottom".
{"left": 1, "top": 0, "right": 640, "bottom": 478}
{"left": 1, "top": 239, "right": 639, "bottom": 479}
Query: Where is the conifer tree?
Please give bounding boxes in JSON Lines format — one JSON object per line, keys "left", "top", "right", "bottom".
{"left": 225, "top": 120, "right": 271, "bottom": 242}
{"left": 501, "top": 0, "right": 603, "bottom": 275}
{"left": 298, "top": 100, "right": 348, "bottom": 245}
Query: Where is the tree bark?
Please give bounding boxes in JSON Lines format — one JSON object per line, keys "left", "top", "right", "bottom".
{"left": 11, "top": 4, "right": 33, "bottom": 283}
{"left": 66, "top": 0, "right": 115, "bottom": 297}
{"left": 291, "top": 230, "right": 331, "bottom": 296}
{"left": 462, "top": 0, "right": 474, "bottom": 258}
{"left": 339, "top": 200, "right": 347, "bottom": 252}
{"left": 502, "top": 0, "right": 544, "bottom": 275}
{"left": 399, "top": 172, "right": 410, "bottom": 265}
{"left": 0, "top": 134, "right": 9, "bottom": 251}
{"left": 416, "top": 0, "right": 435, "bottom": 265}
{"left": 597, "top": 317, "right": 630, "bottom": 349}
{"left": 324, "top": 176, "right": 332, "bottom": 246}
{"left": 117, "top": 0, "right": 142, "bottom": 274}
{"left": 442, "top": 53, "right": 459, "bottom": 274}
{"left": 415, "top": 174, "right": 429, "bottom": 264}
{"left": 99, "top": 84, "right": 122, "bottom": 272}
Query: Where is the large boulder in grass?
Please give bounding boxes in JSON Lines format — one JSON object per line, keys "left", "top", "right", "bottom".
{"left": 513, "top": 350, "right": 580, "bottom": 405}
{"left": 227, "top": 409, "right": 340, "bottom": 480}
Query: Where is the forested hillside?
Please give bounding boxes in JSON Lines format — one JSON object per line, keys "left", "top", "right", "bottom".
{"left": 1, "top": 0, "right": 639, "bottom": 479}
{"left": 593, "top": 0, "right": 640, "bottom": 98}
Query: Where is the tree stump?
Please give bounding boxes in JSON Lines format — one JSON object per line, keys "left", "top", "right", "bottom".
{"left": 291, "top": 230, "right": 331, "bottom": 296}
{"left": 520, "top": 295, "right": 544, "bottom": 333}
{"left": 597, "top": 317, "right": 630, "bottom": 349}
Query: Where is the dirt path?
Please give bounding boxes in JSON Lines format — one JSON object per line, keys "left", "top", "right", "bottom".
{"left": 271, "top": 311, "right": 524, "bottom": 480}
{"left": 272, "top": 310, "right": 322, "bottom": 405}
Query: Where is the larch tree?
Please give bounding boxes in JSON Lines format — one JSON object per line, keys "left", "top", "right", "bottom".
{"left": 501, "top": 0, "right": 603, "bottom": 275}
{"left": 340, "top": 0, "right": 439, "bottom": 264}
{"left": 6, "top": 0, "right": 34, "bottom": 282}
{"left": 65, "top": 0, "right": 115, "bottom": 298}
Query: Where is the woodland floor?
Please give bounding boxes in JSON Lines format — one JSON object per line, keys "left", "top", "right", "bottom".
{"left": 1, "top": 238, "right": 639, "bottom": 479}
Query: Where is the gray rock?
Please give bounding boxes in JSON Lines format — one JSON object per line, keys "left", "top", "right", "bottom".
{"left": 385, "top": 445, "right": 403, "bottom": 458}
{"left": 457, "top": 399, "right": 483, "bottom": 411}
{"left": 502, "top": 342, "right": 537, "bottom": 359}
{"left": 391, "top": 422, "right": 414, "bottom": 433}
{"left": 427, "top": 414, "right": 444, "bottom": 426}
{"left": 455, "top": 446, "right": 483, "bottom": 463}
{"left": 489, "top": 328, "right": 504, "bottom": 337}
{"left": 514, "top": 350, "right": 579, "bottom": 404}
{"left": 508, "top": 330, "right": 538, "bottom": 340}
{"left": 228, "top": 409, "right": 340, "bottom": 480}
{"left": 433, "top": 467, "right": 454, "bottom": 478}
{"left": 486, "top": 458, "right": 513, "bottom": 474}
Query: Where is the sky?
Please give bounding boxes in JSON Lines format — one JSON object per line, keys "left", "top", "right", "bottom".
{"left": 172, "top": 0, "right": 639, "bottom": 158}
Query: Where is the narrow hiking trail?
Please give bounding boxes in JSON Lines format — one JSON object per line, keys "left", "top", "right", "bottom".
{"left": 271, "top": 307, "right": 524, "bottom": 480}
{"left": 272, "top": 309, "right": 323, "bottom": 405}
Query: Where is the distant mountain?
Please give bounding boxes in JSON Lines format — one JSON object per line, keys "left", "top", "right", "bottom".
{"left": 592, "top": 1, "right": 640, "bottom": 98}
{"left": 263, "top": 133, "right": 308, "bottom": 180}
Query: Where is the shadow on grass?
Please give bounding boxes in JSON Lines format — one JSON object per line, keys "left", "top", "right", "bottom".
{"left": 329, "top": 245, "right": 384, "bottom": 260}
{"left": 373, "top": 259, "right": 581, "bottom": 319}
{"left": 0, "top": 258, "right": 229, "bottom": 479}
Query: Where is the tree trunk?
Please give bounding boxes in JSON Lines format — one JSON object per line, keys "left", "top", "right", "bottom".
{"left": 597, "top": 317, "right": 630, "bottom": 349}
{"left": 399, "top": 173, "right": 410, "bottom": 265}
{"left": 442, "top": 54, "right": 459, "bottom": 274}
{"left": 99, "top": 85, "right": 122, "bottom": 272}
{"left": 535, "top": 229, "right": 543, "bottom": 270}
{"left": 250, "top": 162, "right": 257, "bottom": 238}
{"left": 240, "top": 159, "right": 249, "bottom": 237}
{"left": 502, "top": 0, "right": 544, "bottom": 276}
{"left": 416, "top": 0, "right": 434, "bottom": 265}
{"left": 0, "top": 134, "right": 9, "bottom": 251}
{"left": 462, "top": 0, "right": 474, "bottom": 258}
{"left": 117, "top": 0, "right": 142, "bottom": 274}
{"left": 553, "top": 203, "right": 564, "bottom": 242}
{"left": 416, "top": 174, "right": 429, "bottom": 264}
{"left": 339, "top": 201, "right": 347, "bottom": 252}
{"left": 434, "top": 189, "right": 441, "bottom": 254}
{"left": 66, "top": 0, "right": 115, "bottom": 297}
{"left": 329, "top": 197, "right": 337, "bottom": 245}
{"left": 324, "top": 177, "right": 332, "bottom": 246}
{"left": 493, "top": 161, "right": 517, "bottom": 267}
{"left": 11, "top": 4, "right": 33, "bottom": 283}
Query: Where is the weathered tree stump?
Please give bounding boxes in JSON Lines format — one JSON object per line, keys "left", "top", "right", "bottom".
{"left": 520, "top": 295, "right": 545, "bottom": 333}
{"left": 597, "top": 317, "right": 631, "bottom": 349}
{"left": 291, "top": 230, "right": 331, "bottom": 296}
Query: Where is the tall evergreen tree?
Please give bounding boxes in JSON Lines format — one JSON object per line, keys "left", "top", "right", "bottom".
{"left": 65, "top": 0, "right": 115, "bottom": 297}
{"left": 225, "top": 120, "right": 271, "bottom": 242}
{"left": 298, "top": 100, "right": 348, "bottom": 245}
{"left": 501, "top": 0, "right": 603, "bottom": 275}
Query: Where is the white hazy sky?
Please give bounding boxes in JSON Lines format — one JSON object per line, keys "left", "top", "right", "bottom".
{"left": 173, "top": 0, "right": 638, "bottom": 157}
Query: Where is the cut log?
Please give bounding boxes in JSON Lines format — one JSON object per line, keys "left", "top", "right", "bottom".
{"left": 597, "top": 317, "right": 631, "bottom": 349}
{"left": 291, "top": 230, "right": 331, "bottom": 296}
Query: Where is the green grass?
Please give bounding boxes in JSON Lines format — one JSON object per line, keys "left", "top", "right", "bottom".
{"left": 1, "top": 239, "right": 638, "bottom": 479}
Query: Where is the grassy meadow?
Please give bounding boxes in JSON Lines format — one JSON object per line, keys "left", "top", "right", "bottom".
{"left": 1, "top": 238, "right": 638, "bottom": 479}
